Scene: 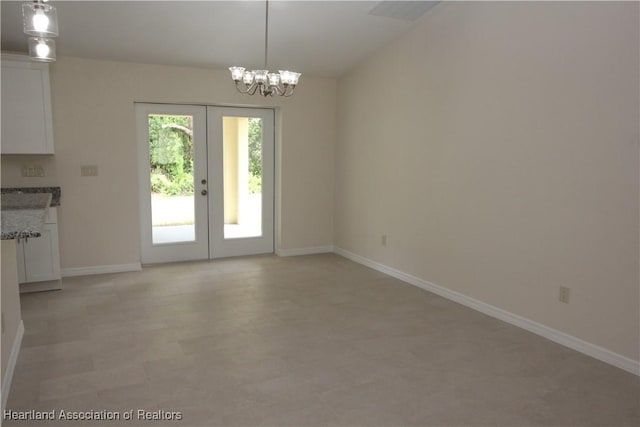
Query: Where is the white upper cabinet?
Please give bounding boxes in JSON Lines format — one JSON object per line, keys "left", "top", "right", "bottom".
{"left": 1, "top": 53, "right": 55, "bottom": 154}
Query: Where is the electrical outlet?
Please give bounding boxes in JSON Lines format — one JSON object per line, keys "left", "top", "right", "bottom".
{"left": 81, "top": 165, "right": 98, "bottom": 176}
{"left": 381, "top": 234, "right": 387, "bottom": 246}
{"left": 22, "top": 165, "right": 44, "bottom": 177}
{"left": 559, "top": 286, "right": 571, "bottom": 304}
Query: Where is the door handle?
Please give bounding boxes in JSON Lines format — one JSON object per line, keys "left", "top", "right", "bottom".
{"left": 201, "top": 189, "right": 208, "bottom": 196}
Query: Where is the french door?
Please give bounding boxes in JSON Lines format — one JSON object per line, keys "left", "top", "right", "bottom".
{"left": 136, "top": 103, "right": 274, "bottom": 264}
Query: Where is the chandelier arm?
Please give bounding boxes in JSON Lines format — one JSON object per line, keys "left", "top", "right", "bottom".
{"left": 260, "top": 84, "right": 273, "bottom": 97}
{"left": 271, "top": 85, "right": 283, "bottom": 96}
{"left": 283, "top": 86, "right": 296, "bottom": 97}
{"left": 234, "top": 81, "right": 247, "bottom": 93}
{"left": 234, "top": 81, "right": 255, "bottom": 94}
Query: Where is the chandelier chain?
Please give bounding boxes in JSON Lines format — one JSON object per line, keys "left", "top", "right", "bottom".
{"left": 264, "top": 0, "right": 269, "bottom": 69}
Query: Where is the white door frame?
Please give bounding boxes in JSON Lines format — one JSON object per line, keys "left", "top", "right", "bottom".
{"left": 208, "top": 106, "right": 275, "bottom": 258}
{"left": 136, "top": 103, "right": 210, "bottom": 264}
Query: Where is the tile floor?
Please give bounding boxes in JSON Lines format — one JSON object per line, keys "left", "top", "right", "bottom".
{"left": 4, "top": 254, "right": 639, "bottom": 426}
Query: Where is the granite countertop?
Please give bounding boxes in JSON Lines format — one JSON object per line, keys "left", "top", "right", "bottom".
{"left": 1, "top": 193, "right": 52, "bottom": 240}
{"left": 1, "top": 187, "right": 61, "bottom": 207}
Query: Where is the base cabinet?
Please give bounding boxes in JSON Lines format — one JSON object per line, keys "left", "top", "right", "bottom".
{"left": 16, "top": 208, "right": 61, "bottom": 286}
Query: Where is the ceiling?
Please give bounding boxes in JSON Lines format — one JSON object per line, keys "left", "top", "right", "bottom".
{"left": 1, "top": 1, "right": 439, "bottom": 78}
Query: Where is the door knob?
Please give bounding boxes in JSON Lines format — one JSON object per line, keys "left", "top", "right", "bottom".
{"left": 201, "top": 189, "right": 208, "bottom": 196}
{"left": 201, "top": 179, "right": 207, "bottom": 185}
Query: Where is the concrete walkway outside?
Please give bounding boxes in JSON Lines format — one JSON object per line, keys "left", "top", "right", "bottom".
{"left": 151, "top": 193, "right": 262, "bottom": 243}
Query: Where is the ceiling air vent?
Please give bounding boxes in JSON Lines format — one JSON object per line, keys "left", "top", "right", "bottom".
{"left": 368, "top": 1, "right": 439, "bottom": 21}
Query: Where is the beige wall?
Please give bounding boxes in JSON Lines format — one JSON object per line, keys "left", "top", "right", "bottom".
{"left": 1, "top": 240, "right": 22, "bottom": 385}
{"left": 335, "top": 2, "right": 639, "bottom": 361}
{"left": 1, "top": 57, "right": 337, "bottom": 268}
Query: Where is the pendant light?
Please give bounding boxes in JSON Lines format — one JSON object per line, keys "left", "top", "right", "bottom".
{"left": 229, "top": 0, "right": 301, "bottom": 97}
{"left": 22, "top": 0, "right": 59, "bottom": 62}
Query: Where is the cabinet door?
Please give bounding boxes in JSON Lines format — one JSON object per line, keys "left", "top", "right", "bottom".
{"left": 22, "top": 224, "right": 61, "bottom": 283}
{"left": 15, "top": 240, "right": 27, "bottom": 284}
{"left": 0, "top": 56, "right": 54, "bottom": 154}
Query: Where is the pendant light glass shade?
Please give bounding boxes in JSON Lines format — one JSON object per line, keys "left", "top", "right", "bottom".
{"left": 22, "top": 2, "right": 58, "bottom": 37}
{"left": 279, "top": 70, "right": 301, "bottom": 86}
{"left": 28, "top": 37, "right": 56, "bottom": 62}
{"left": 229, "top": 66, "right": 245, "bottom": 81}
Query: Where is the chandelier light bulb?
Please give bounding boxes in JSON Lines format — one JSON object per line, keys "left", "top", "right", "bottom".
{"left": 35, "top": 40, "right": 50, "bottom": 58}
{"left": 242, "top": 70, "right": 255, "bottom": 85}
{"left": 268, "top": 73, "right": 280, "bottom": 86}
{"left": 33, "top": 9, "right": 49, "bottom": 32}
{"left": 254, "top": 70, "right": 269, "bottom": 85}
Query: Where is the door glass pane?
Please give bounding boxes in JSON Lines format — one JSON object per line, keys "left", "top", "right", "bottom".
{"left": 148, "top": 114, "right": 195, "bottom": 244}
{"left": 222, "top": 116, "right": 262, "bottom": 239}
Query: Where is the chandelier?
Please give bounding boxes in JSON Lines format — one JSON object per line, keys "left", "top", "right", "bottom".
{"left": 22, "top": 0, "right": 59, "bottom": 62}
{"left": 229, "top": 0, "right": 301, "bottom": 97}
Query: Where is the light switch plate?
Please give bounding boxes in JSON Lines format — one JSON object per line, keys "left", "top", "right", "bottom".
{"left": 81, "top": 165, "right": 98, "bottom": 176}
{"left": 22, "top": 165, "right": 44, "bottom": 177}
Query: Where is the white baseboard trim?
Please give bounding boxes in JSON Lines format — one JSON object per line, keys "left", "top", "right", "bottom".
{"left": 1, "top": 320, "right": 24, "bottom": 411}
{"left": 62, "top": 263, "right": 142, "bottom": 278}
{"left": 276, "top": 246, "right": 335, "bottom": 257}
{"left": 19, "top": 280, "right": 61, "bottom": 293}
{"left": 333, "top": 247, "right": 640, "bottom": 376}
